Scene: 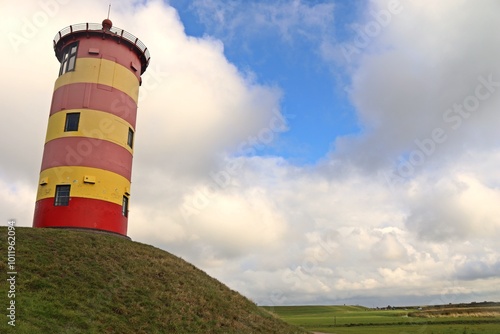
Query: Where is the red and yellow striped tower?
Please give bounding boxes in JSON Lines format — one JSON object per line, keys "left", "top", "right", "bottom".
{"left": 33, "top": 19, "right": 150, "bottom": 236}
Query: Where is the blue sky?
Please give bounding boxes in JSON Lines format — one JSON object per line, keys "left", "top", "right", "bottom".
{"left": 170, "top": 0, "right": 362, "bottom": 164}
{"left": 2, "top": 0, "right": 500, "bottom": 307}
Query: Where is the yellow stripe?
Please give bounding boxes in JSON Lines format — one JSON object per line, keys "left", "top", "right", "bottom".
{"left": 36, "top": 166, "right": 130, "bottom": 205}
{"left": 45, "top": 109, "right": 133, "bottom": 154}
{"left": 54, "top": 58, "right": 139, "bottom": 103}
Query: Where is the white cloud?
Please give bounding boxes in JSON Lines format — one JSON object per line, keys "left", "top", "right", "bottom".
{"left": 333, "top": 0, "right": 500, "bottom": 171}
{"left": 456, "top": 259, "right": 500, "bottom": 281}
{"left": 405, "top": 171, "right": 500, "bottom": 241}
{"left": 190, "top": 0, "right": 336, "bottom": 47}
{"left": 371, "top": 232, "right": 408, "bottom": 261}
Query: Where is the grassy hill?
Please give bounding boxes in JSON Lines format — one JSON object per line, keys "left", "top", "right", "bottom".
{"left": 0, "top": 227, "right": 308, "bottom": 334}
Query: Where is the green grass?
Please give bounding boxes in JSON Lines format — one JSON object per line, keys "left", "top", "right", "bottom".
{"left": 263, "top": 305, "right": 500, "bottom": 334}
{"left": 0, "top": 227, "right": 308, "bottom": 334}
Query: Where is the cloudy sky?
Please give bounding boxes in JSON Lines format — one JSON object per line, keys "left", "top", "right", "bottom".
{"left": 2, "top": 0, "right": 500, "bottom": 307}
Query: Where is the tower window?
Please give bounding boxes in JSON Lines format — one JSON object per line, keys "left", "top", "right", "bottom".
{"left": 127, "top": 128, "right": 134, "bottom": 148}
{"left": 54, "top": 185, "right": 71, "bottom": 206}
{"left": 64, "top": 112, "right": 80, "bottom": 132}
{"left": 122, "top": 196, "right": 129, "bottom": 217}
{"left": 59, "top": 42, "right": 78, "bottom": 76}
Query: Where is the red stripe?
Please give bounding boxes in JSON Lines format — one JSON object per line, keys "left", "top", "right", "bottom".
{"left": 50, "top": 82, "right": 137, "bottom": 127}
{"left": 33, "top": 197, "right": 127, "bottom": 235}
{"left": 40, "top": 137, "right": 133, "bottom": 180}
{"left": 75, "top": 37, "right": 143, "bottom": 79}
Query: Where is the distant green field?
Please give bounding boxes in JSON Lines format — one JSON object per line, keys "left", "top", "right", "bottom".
{"left": 262, "top": 305, "right": 500, "bottom": 334}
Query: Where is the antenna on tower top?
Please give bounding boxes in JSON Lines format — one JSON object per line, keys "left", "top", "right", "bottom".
{"left": 102, "top": 3, "right": 113, "bottom": 30}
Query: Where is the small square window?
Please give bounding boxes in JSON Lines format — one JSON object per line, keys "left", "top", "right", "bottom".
{"left": 54, "top": 185, "right": 70, "bottom": 206}
{"left": 127, "top": 128, "right": 134, "bottom": 148}
{"left": 64, "top": 112, "right": 80, "bottom": 132}
{"left": 122, "top": 196, "right": 129, "bottom": 217}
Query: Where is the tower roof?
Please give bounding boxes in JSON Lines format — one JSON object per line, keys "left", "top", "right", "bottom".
{"left": 53, "top": 20, "right": 150, "bottom": 74}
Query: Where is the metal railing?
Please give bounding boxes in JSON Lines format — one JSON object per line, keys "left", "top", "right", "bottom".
{"left": 53, "top": 23, "right": 150, "bottom": 65}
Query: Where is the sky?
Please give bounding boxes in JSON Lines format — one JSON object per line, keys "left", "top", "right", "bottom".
{"left": 1, "top": 0, "right": 500, "bottom": 307}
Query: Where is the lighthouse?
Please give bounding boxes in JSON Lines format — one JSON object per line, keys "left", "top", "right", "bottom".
{"left": 33, "top": 19, "right": 150, "bottom": 236}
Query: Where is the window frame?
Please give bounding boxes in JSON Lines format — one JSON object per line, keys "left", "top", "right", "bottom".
{"left": 64, "top": 112, "right": 80, "bottom": 132}
{"left": 54, "top": 185, "right": 71, "bottom": 206}
{"left": 122, "top": 196, "right": 129, "bottom": 217}
{"left": 59, "top": 42, "right": 79, "bottom": 76}
{"left": 127, "top": 128, "right": 134, "bottom": 148}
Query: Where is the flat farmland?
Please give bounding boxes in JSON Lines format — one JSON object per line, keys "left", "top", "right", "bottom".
{"left": 262, "top": 303, "right": 500, "bottom": 334}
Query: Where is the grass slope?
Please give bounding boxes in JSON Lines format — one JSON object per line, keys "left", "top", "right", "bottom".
{"left": 0, "top": 227, "right": 307, "bottom": 334}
